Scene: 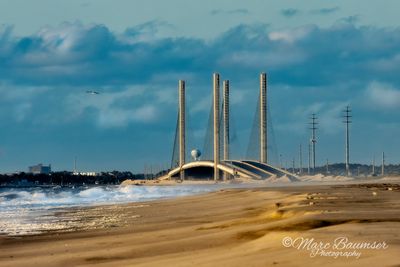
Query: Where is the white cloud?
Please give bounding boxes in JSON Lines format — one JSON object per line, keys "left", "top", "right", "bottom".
{"left": 231, "top": 89, "right": 249, "bottom": 105}
{"left": 268, "top": 25, "right": 314, "bottom": 43}
{"left": 318, "top": 103, "right": 348, "bottom": 135}
{"left": 365, "top": 81, "right": 400, "bottom": 109}
{"left": 14, "top": 102, "right": 32, "bottom": 122}
{"left": 190, "top": 95, "right": 211, "bottom": 114}
{"left": 97, "top": 104, "right": 157, "bottom": 127}
{"left": 66, "top": 86, "right": 159, "bottom": 127}
{"left": 277, "top": 101, "right": 349, "bottom": 135}
{"left": 368, "top": 54, "right": 400, "bottom": 72}
{"left": 220, "top": 49, "right": 306, "bottom": 68}
{"left": 37, "top": 23, "right": 81, "bottom": 52}
{"left": 0, "top": 83, "right": 48, "bottom": 100}
{"left": 291, "top": 102, "right": 325, "bottom": 118}
{"left": 0, "top": 83, "right": 48, "bottom": 122}
{"left": 154, "top": 88, "right": 176, "bottom": 105}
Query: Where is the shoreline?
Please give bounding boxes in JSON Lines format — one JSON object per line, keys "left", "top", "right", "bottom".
{"left": 1, "top": 180, "right": 400, "bottom": 266}
{"left": 120, "top": 174, "right": 400, "bottom": 185}
{"left": 1, "top": 177, "right": 399, "bottom": 237}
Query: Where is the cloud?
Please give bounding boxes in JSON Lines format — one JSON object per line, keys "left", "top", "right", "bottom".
{"left": 268, "top": 25, "right": 314, "bottom": 43}
{"left": 230, "top": 89, "right": 249, "bottom": 105}
{"left": 311, "top": 7, "right": 340, "bottom": 15}
{"left": 339, "top": 15, "right": 360, "bottom": 24}
{"left": 318, "top": 103, "right": 349, "bottom": 135}
{"left": 1, "top": 22, "right": 400, "bottom": 91}
{"left": 80, "top": 2, "right": 90, "bottom": 7}
{"left": 0, "top": 83, "right": 48, "bottom": 123}
{"left": 65, "top": 86, "right": 161, "bottom": 127}
{"left": 1, "top": 21, "right": 400, "bottom": 169}
{"left": 14, "top": 102, "right": 32, "bottom": 121}
{"left": 190, "top": 96, "right": 211, "bottom": 114}
{"left": 97, "top": 104, "right": 157, "bottom": 127}
{"left": 1, "top": 21, "right": 400, "bottom": 131}
{"left": 277, "top": 101, "right": 348, "bottom": 135}
{"left": 365, "top": 81, "right": 400, "bottom": 109}
{"left": 220, "top": 49, "right": 306, "bottom": 69}
{"left": 210, "top": 8, "right": 249, "bottom": 16}
{"left": 281, "top": 8, "right": 300, "bottom": 18}
{"left": 123, "top": 20, "right": 175, "bottom": 42}
{"left": 367, "top": 53, "right": 400, "bottom": 73}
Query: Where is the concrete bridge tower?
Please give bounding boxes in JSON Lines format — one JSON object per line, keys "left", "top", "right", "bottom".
{"left": 260, "top": 73, "right": 268, "bottom": 164}
{"left": 223, "top": 80, "right": 230, "bottom": 162}
{"left": 223, "top": 80, "right": 230, "bottom": 180}
{"left": 213, "top": 73, "right": 220, "bottom": 181}
{"left": 178, "top": 80, "right": 186, "bottom": 181}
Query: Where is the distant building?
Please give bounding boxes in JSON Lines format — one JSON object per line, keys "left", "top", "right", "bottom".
{"left": 73, "top": 171, "right": 98, "bottom": 176}
{"left": 28, "top": 164, "right": 51, "bottom": 174}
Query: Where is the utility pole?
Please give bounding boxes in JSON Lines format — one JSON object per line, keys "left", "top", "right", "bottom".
{"left": 149, "top": 165, "right": 152, "bottom": 179}
{"left": 372, "top": 155, "right": 375, "bottom": 175}
{"left": 299, "top": 144, "right": 303, "bottom": 175}
{"left": 308, "top": 143, "right": 311, "bottom": 175}
{"left": 292, "top": 158, "right": 295, "bottom": 174}
{"left": 309, "top": 114, "right": 318, "bottom": 173}
{"left": 326, "top": 159, "right": 329, "bottom": 174}
{"left": 74, "top": 156, "right": 77, "bottom": 174}
{"left": 381, "top": 152, "right": 385, "bottom": 176}
{"left": 343, "top": 105, "right": 352, "bottom": 176}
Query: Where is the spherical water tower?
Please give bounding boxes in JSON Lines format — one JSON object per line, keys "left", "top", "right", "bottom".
{"left": 191, "top": 149, "right": 201, "bottom": 161}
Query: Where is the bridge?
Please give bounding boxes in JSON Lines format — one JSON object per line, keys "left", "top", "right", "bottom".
{"left": 168, "top": 160, "right": 298, "bottom": 181}
{"left": 166, "top": 73, "right": 298, "bottom": 182}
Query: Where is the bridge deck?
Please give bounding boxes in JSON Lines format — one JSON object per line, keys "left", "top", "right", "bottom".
{"left": 168, "top": 160, "right": 299, "bottom": 181}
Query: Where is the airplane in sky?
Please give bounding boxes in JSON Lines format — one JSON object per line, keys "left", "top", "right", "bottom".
{"left": 86, "top": 90, "right": 100, "bottom": 95}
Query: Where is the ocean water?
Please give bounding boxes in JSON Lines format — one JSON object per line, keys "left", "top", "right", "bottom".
{"left": 0, "top": 184, "right": 243, "bottom": 236}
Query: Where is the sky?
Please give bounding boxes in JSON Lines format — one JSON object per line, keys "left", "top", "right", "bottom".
{"left": 0, "top": 0, "right": 399, "bottom": 173}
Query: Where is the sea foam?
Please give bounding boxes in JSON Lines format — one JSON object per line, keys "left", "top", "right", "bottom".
{"left": 0, "top": 184, "right": 231, "bottom": 236}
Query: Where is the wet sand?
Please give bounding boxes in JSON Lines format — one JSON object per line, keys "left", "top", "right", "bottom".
{"left": 0, "top": 182, "right": 400, "bottom": 267}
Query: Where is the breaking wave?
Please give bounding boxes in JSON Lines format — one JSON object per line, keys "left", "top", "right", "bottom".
{"left": 0, "top": 184, "right": 234, "bottom": 236}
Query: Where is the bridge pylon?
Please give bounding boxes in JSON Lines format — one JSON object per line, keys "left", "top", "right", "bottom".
{"left": 178, "top": 80, "right": 186, "bottom": 181}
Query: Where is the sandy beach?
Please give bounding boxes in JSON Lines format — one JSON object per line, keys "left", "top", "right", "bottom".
{"left": 1, "top": 180, "right": 399, "bottom": 267}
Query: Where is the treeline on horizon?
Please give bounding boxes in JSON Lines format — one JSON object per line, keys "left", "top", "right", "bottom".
{"left": 289, "top": 163, "right": 400, "bottom": 176}
{"left": 1, "top": 163, "right": 399, "bottom": 186}
{"left": 0, "top": 170, "right": 169, "bottom": 186}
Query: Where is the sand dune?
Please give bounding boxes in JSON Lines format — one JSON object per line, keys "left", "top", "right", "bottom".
{"left": 298, "top": 174, "right": 354, "bottom": 182}
{"left": 122, "top": 173, "right": 399, "bottom": 186}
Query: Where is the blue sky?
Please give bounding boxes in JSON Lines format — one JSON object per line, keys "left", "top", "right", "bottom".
{"left": 0, "top": 0, "right": 399, "bottom": 173}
